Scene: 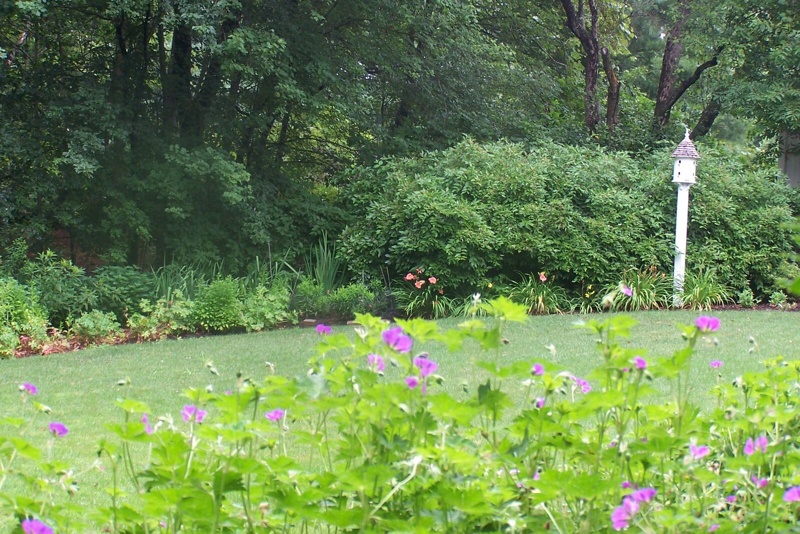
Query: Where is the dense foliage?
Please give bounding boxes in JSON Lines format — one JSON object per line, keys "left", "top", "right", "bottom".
{"left": 340, "top": 139, "right": 798, "bottom": 300}
{"left": 2, "top": 0, "right": 799, "bottom": 266}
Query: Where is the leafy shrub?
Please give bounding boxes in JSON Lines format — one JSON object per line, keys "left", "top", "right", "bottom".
{"left": 339, "top": 139, "right": 797, "bottom": 299}
{"left": 327, "top": 283, "right": 377, "bottom": 319}
{"left": 241, "top": 284, "right": 293, "bottom": 332}
{"left": 0, "top": 237, "right": 29, "bottom": 278}
{"left": 681, "top": 269, "right": 731, "bottom": 310}
{"left": 130, "top": 292, "right": 196, "bottom": 340}
{"left": 70, "top": 310, "right": 121, "bottom": 344}
{"left": 7, "top": 302, "right": 800, "bottom": 532}
{"left": 192, "top": 277, "right": 242, "bottom": 332}
{"left": 507, "top": 272, "right": 572, "bottom": 314}
{"left": 0, "top": 278, "right": 48, "bottom": 358}
{"left": 737, "top": 287, "right": 757, "bottom": 308}
{"left": 293, "top": 279, "right": 380, "bottom": 320}
{"left": 91, "top": 265, "right": 155, "bottom": 324}
{"left": 22, "top": 251, "right": 96, "bottom": 327}
{"left": 292, "top": 278, "right": 326, "bottom": 317}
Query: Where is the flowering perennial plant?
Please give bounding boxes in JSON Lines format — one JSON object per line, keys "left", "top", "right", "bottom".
{"left": 4, "top": 305, "right": 800, "bottom": 533}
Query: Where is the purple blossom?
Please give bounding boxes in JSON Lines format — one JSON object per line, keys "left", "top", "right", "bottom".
{"left": 751, "top": 476, "right": 768, "bottom": 489}
{"left": 413, "top": 356, "right": 438, "bottom": 377}
{"left": 531, "top": 363, "right": 544, "bottom": 376}
{"left": 367, "top": 353, "right": 385, "bottom": 372}
{"left": 744, "top": 435, "right": 768, "bottom": 456}
{"left": 142, "top": 413, "right": 153, "bottom": 435}
{"left": 20, "top": 382, "right": 38, "bottom": 395}
{"left": 630, "top": 488, "right": 657, "bottom": 502}
{"left": 710, "top": 360, "right": 723, "bottom": 369}
{"left": 633, "top": 356, "right": 647, "bottom": 370}
{"left": 535, "top": 397, "right": 545, "bottom": 409}
{"left": 621, "top": 481, "right": 633, "bottom": 489}
{"left": 783, "top": 486, "right": 800, "bottom": 502}
{"left": 726, "top": 495, "right": 737, "bottom": 503}
{"left": 708, "top": 525, "right": 720, "bottom": 532}
{"left": 621, "top": 284, "right": 633, "bottom": 297}
{"left": 49, "top": 422, "right": 68, "bottom": 437}
{"left": 611, "top": 496, "right": 640, "bottom": 531}
{"left": 265, "top": 409, "right": 285, "bottom": 422}
{"left": 570, "top": 375, "right": 591, "bottom": 393}
{"left": 689, "top": 444, "right": 710, "bottom": 460}
{"left": 382, "top": 327, "right": 413, "bottom": 353}
{"left": 181, "top": 405, "right": 207, "bottom": 423}
{"left": 316, "top": 324, "right": 332, "bottom": 335}
{"left": 21, "top": 519, "right": 53, "bottom": 534}
{"left": 533, "top": 471, "right": 541, "bottom": 481}
{"left": 695, "top": 316, "right": 720, "bottom": 333}
{"left": 405, "top": 376, "right": 419, "bottom": 389}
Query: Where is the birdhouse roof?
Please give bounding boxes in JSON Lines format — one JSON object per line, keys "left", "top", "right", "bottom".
{"left": 671, "top": 131, "right": 700, "bottom": 159}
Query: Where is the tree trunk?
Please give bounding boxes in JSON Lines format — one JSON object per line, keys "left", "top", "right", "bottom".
{"left": 163, "top": 17, "right": 192, "bottom": 135}
{"left": 690, "top": 93, "right": 721, "bottom": 139}
{"left": 560, "top": 0, "right": 602, "bottom": 132}
{"left": 601, "top": 47, "right": 620, "bottom": 131}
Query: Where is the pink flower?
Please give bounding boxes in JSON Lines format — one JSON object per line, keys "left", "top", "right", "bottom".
{"left": 633, "top": 356, "right": 647, "bottom": 370}
{"left": 49, "top": 422, "right": 68, "bottom": 437}
{"left": 570, "top": 375, "right": 591, "bottom": 393}
{"left": 630, "top": 488, "right": 657, "bottom": 502}
{"left": 783, "top": 486, "right": 800, "bottom": 502}
{"left": 404, "top": 273, "right": 416, "bottom": 281}
{"left": 695, "top": 316, "right": 720, "bottom": 332}
{"left": 611, "top": 496, "right": 640, "bottom": 530}
{"left": 405, "top": 376, "right": 419, "bottom": 389}
{"left": 751, "top": 476, "right": 768, "bottom": 489}
{"left": 744, "top": 435, "right": 768, "bottom": 456}
{"left": 539, "top": 272, "right": 547, "bottom": 283}
{"left": 708, "top": 525, "right": 720, "bottom": 532}
{"left": 414, "top": 280, "right": 425, "bottom": 289}
{"left": 428, "top": 277, "right": 437, "bottom": 284}
{"left": 710, "top": 360, "right": 723, "bottom": 369}
{"left": 367, "top": 353, "right": 385, "bottom": 372}
{"left": 621, "top": 284, "right": 633, "bottom": 297}
{"left": 181, "top": 405, "right": 207, "bottom": 423}
{"left": 531, "top": 363, "right": 544, "bottom": 376}
{"left": 535, "top": 397, "right": 545, "bottom": 409}
{"left": 142, "top": 413, "right": 153, "bottom": 435}
{"left": 689, "top": 444, "right": 710, "bottom": 460}
{"left": 21, "top": 519, "right": 53, "bottom": 534}
{"left": 621, "top": 481, "right": 633, "bottom": 489}
{"left": 20, "top": 382, "right": 38, "bottom": 395}
{"left": 413, "top": 356, "right": 438, "bottom": 377}
{"left": 383, "top": 327, "right": 413, "bottom": 353}
{"left": 265, "top": 409, "right": 285, "bottom": 422}
{"left": 316, "top": 324, "right": 332, "bottom": 335}
{"left": 726, "top": 495, "right": 737, "bottom": 503}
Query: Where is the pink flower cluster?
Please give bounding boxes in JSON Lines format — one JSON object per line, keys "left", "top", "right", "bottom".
{"left": 611, "top": 487, "right": 657, "bottom": 530}
{"left": 404, "top": 269, "right": 440, "bottom": 291}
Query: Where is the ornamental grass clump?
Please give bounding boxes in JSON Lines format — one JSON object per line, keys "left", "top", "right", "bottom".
{"left": 3, "top": 297, "right": 800, "bottom": 532}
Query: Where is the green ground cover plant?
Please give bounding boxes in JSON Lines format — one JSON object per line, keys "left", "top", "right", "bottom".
{"left": 1, "top": 304, "right": 800, "bottom": 532}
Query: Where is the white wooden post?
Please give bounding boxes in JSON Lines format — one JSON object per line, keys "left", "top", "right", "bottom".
{"left": 671, "top": 129, "right": 700, "bottom": 308}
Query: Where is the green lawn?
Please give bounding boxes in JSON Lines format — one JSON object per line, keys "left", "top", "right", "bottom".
{"left": 2, "top": 309, "right": 798, "bottom": 512}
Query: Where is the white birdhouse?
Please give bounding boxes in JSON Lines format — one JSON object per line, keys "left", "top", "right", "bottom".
{"left": 671, "top": 129, "right": 700, "bottom": 185}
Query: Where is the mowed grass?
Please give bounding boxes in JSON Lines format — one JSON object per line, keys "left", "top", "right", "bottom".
{"left": 1, "top": 309, "right": 798, "bottom": 512}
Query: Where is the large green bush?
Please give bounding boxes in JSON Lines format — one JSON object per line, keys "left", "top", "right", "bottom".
{"left": 339, "top": 139, "right": 798, "bottom": 299}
